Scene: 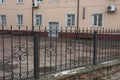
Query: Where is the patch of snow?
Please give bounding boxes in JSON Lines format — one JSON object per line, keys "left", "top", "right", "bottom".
{"left": 54, "top": 67, "right": 85, "bottom": 77}
{"left": 101, "top": 60, "right": 118, "bottom": 64}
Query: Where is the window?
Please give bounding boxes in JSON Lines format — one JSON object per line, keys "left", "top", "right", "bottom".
{"left": 67, "top": 14, "right": 75, "bottom": 26}
{"left": 17, "top": 15, "right": 23, "bottom": 25}
{"left": 17, "top": 0, "right": 23, "bottom": 3}
{"left": 91, "top": 13, "right": 103, "bottom": 27}
{"left": 0, "top": 15, "right": 6, "bottom": 25}
{"left": 35, "top": 15, "right": 42, "bottom": 26}
{"left": 0, "top": 0, "right": 6, "bottom": 4}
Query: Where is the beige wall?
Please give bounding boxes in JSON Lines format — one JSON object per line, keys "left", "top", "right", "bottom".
{"left": 0, "top": 0, "right": 120, "bottom": 30}
{"left": 35, "top": 0, "right": 120, "bottom": 29}
{"left": 0, "top": 0, "right": 32, "bottom": 30}
{"left": 79, "top": 0, "right": 120, "bottom": 29}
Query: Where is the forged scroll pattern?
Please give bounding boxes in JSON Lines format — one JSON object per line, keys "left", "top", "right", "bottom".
{"left": 67, "top": 43, "right": 75, "bottom": 54}
{"left": 13, "top": 44, "right": 27, "bottom": 62}
{"left": 46, "top": 43, "right": 56, "bottom": 57}
{"left": 0, "top": 70, "right": 34, "bottom": 80}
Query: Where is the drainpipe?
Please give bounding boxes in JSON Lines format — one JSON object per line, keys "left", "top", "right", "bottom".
{"left": 76, "top": 0, "right": 80, "bottom": 37}
{"left": 32, "top": 0, "right": 34, "bottom": 32}
{"left": 32, "top": 1, "right": 40, "bottom": 79}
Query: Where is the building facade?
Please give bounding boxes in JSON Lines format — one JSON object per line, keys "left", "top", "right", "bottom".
{"left": 0, "top": 0, "right": 32, "bottom": 30}
{"left": 0, "top": 0, "right": 120, "bottom": 31}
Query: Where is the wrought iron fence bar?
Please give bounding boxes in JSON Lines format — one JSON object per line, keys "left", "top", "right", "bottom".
{"left": 65, "top": 27, "right": 68, "bottom": 69}
{"left": 107, "top": 28, "right": 109, "bottom": 60}
{"left": 117, "top": 29, "right": 118, "bottom": 59}
{"left": 112, "top": 29, "right": 116, "bottom": 59}
{"left": 2, "top": 26, "right": 5, "bottom": 80}
{"left": 114, "top": 29, "right": 116, "bottom": 59}
{"left": 55, "top": 27, "right": 57, "bottom": 72}
{"left": 115, "top": 29, "right": 118, "bottom": 59}
{"left": 98, "top": 29, "right": 101, "bottom": 63}
{"left": 108, "top": 29, "right": 111, "bottom": 61}
{"left": 91, "top": 28, "right": 93, "bottom": 64}
{"left": 115, "top": 29, "right": 117, "bottom": 59}
{"left": 49, "top": 27, "right": 52, "bottom": 72}
{"left": 100, "top": 28, "right": 106, "bottom": 61}
{"left": 60, "top": 27, "right": 63, "bottom": 70}
{"left": 18, "top": 26, "right": 22, "bottom": 79}
{"left": 86, "top": 28, "right": 88, "bottom": 65}
{"left": 115, "top": 30, "right": 119, "bottom": 59}
{"left": 77, "top": 27, "right": 80, "bottom": 66}
{"left": 105, "top": 28, "right": 107, "bottom": 61}
{"left": 116, "top": 29, "right": 118, "bottom": 59}
{"left": 118, "top": 30, "right": 120, "bottom": 58}
{"left": 76, "top": 28, "right": 79, "bottom": 67}
{"left": 74, "top": 27, "right": 77, "bottom": 68}
{"left": 10, "top": 26, "right": 14, "bottom": 80}
{"left": 117, "top": 29, "right": 119, "bottom": 59}
{"left": 118, "top": 29, "right": 120, "bottom": 58}
{"left": 112, "top": 29, "right": 115, "bottom": 60}
{"left": 101, "top": 28, "right": 104, "bottom": 62}
{"left": 110, "top": 29, "right": 113, "bottom": 60}
{"left": 69, "top": 28, "right": 72, "bottom": 69}
{"left": 108, "top": 28, "right": 111, "bottom": 61}
{"left": 26, "top": 26, "right": 29, "bottom": 78}
{"left": 44, "top": 27, "right": 47, "bottom": 74}
{"left": 82, "top": 28, "right": 85, "bottom": 66}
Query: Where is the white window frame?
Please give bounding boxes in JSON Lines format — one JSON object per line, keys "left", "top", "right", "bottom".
{"left": 65, "top": 0, "right": 76, "bottom": 2}
{"left": 16, "top": 15, "right": 23, "bottom": 25}
{"left": 0, "top": 14, "right": 6, "bottom": 25}
{"left": 35, "top": 14, "right": 42, "bottom": 26}
{"left": 0, "top": 0, "right": 6, "bottom": 4}
{"left": 17, "top": 0, "right": 23, "bottom": 4}
{"left": 66, "top": 13, "right": 75, "bottom": 27}
{"left": 91, "top": 13, "right": 104, "bottom": 27}
{"left": 49, "top": 0, "right": 58, "bottom": 2}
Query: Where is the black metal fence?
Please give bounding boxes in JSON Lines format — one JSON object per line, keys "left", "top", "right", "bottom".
{"left": 0, "top": 26, "right": 120, "bottom": 80}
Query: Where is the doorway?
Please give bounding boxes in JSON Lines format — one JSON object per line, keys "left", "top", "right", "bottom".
{"left": 48, "top": 22, "right": 59, "bottom": 37}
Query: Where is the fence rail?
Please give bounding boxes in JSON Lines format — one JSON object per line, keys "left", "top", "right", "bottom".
{"left": 0, "top": 26, "right": 120, "bottom": 80}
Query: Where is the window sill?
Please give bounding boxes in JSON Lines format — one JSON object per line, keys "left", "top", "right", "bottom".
{"left": 91, "top": 26, "right": 103, "bottom": 27}
{"left": 34, "top": 25, "right": 43, "bottom": 27}
{"left": 16, "top": 2, "right": 24, "bottom": 5}
{"left": 0, "top": 3, "right": 7, "bottom": 5}
{"left": 16, "top": 24, "right": 24, "bottom": 26}
{"left": 0, "top": 24, "right": 7, "bottom": 26}
{"left": 66, "top": 25, "right": 75, "bottom": 27}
